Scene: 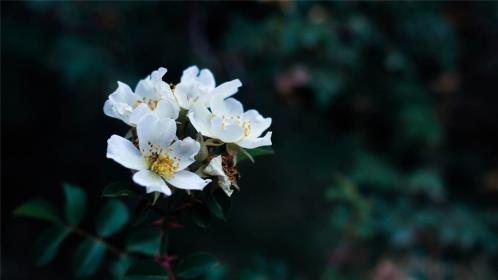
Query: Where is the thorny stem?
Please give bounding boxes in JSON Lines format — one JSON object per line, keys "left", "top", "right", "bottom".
{"left": 146, "top": 192, "right": 201, "bottom": 280}
{"left": 70, "top": 225, "right": 125, "bottom": 257}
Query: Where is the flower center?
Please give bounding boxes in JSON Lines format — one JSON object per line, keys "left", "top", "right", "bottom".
{"left": 148, "top": 153, "right": 179, "bottom": 178}
{"left": 136, "top": 98, "right": 159, "bottom": 110}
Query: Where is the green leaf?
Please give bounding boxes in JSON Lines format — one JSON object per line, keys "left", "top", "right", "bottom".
{"left": 73, "top": 239, "right": 106, "bottom": 278}
{"left": 96, "top": 200, "right": 129, "bottom": 237}
{"left": 14, "top": 199, "right": 61, "bottom": 224}
{"left": 204, "top": 189, "right": 231, "bottom": 221}
{"left": 103, "top": 181, "right": 140, "bottom": 198}
{"left": 32, "top": 225, "right": 71, "bottom": 266}
{"left": 110, "top": 255, "right": 132, "bottom": 280}
{"left": 126, "top": 228, "right": 161, "bottom": 255}
{"left": 238, "top": 147, "right": 274, "bottom": 163}
{"left": 63, "top": 183, "right": 86, "bottom": 225}
{"left": 176, "top": 252, "right": 219, "bottom": 279}
{"left": 124, "top": 260, "right": 168, "bottom": 280}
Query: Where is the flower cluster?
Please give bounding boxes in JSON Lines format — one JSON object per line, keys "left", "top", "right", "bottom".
{"left": 104, "top": 66, "right": 272, "bottom": 197}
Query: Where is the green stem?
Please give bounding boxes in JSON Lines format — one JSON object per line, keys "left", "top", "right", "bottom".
{"left": 70, "top": 225, "right": 125, "bottom": 256}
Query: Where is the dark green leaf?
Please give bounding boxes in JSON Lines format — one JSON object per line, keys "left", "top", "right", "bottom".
{"left": 110, "top": 255, "right": 133, "bottom": 280}
{"left": 73, "top": 239, "right": 106, "bottom": 278}
{"left": 33, "top": 225, "right": 71, "bottom": 266}
{"left": 176, "top": 252, "right": 219, "bottom": 279}
{"left": 238, "top": 147, "right": 274, "bottom": 163}
{"left": 63, "top": 183, "right": 86, "bottom": 225}
{"left": 126, "top": 228, "right": 161, "bottom": 255}
{"left": 96, "top": 200, "right": 129, "bottom": 237}
{"left": 124, "top": 260, "right": 168, "bottom": 280}
{"left": 204, "top": 189, "right": 231, "bottom": 221}
{"left": 14, "top": 199, "right": 61, "bottom": 224}
{"left": 103, "top": 181, "right": 141, "bottom": 198}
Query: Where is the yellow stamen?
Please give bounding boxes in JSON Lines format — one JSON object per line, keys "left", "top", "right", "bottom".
{"left": 242, "top": 121, "right": 251, "bottom": 137}
{"left": 136, "top": 98, "right": 159, "bottom": 110}
{"left": 148, "top": 153, "right": 179, "bottom": 178}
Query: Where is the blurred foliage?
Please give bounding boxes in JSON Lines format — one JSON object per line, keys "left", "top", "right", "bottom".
{"left": 3, "top": 1, "right": 498, "bottom": 280}
{"left": 222, "top": 2, "right": 498, "bottom": 279}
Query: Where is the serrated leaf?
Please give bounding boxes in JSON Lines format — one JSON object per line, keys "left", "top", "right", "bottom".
{"left": 204, "top": 189, "right": 231, "bottom": 221}
{"left": 103, "top": 181, "right": 140, "bottom": 198}
{"left": 73, "top": 239, "right": 106, "bottom": 278}
{"left": 126, "top": 228, "right": 161, "bottom": 255}
{"left": 124, "top": 260, "right": 168, "bottom": 280}
{"left": 238, "top": 147, "right": 274, "bottom": 163}
{"left": 96, "top": 200, "right": 129, "bottom": 237}
{"left": 63, "top": 183, "right": 86, "bottom": 225}
{"left": 176, "top": 252, "right": 219, "bottom": 279}
{"left": 14, "top": 199, "right": 61, "bottom": 224}
{"left": 33, "top": 225, "right": 71, "bottom": 266}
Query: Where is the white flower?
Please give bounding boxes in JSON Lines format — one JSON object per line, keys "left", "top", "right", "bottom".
{"left": 106, "top": 114, "right": 211, "bottom": 195}
{"left": 104, "top": 67, "right": 180, "bottom": 126}
{"left": 204, "top": 155, "right": 236, "bottom": 197}
{"left": 188, "top": 96, "right": 272, "bottom": 149}
{"left": 173, "top": 66, "right": 242, "bottom": 110}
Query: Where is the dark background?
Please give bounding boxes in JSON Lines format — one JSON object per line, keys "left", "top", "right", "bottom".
{"left": 2, "top": 1, "right": 498, "bottom": 279}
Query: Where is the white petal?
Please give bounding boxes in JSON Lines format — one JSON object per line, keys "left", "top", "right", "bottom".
{"left": 165, "top": 170, "right": 211, "bottom": 190}
{"left": 219, "top": 124, "right": 244, "bottom": 143}
{"left": 137, "top": 115, "right": 177, "bottom": 153}
{"left": 154, "top": 98, "right": 180, "bottom": 120}
{"left": 109, "top": 81, "right": 136, "bottom": 104}
{"left": 134, "top": 80, "right": 156, "bottom": 100}
{"left": 106, "top": 135, "right": 146, "bottom": 170}
{"left": 135, "top": 68, "right": 170, "bottom": 100}
{"left": 167, "top": 137, "right": 200, "bottom": 170}
{"left": 243, "top": 110, "right": 272, "bottom": 138}
{"left": 103, "top": 100, "right": 116, "bottom": 118}
{"left": 187, "top": 103, "right": 214, "bottom": 137}
{"left": 152, "top": 68, "right": 175, "bottom": 100}
{"left": 198, "top": 69, "right": 216, "bottom": 90}
{"left": 133, "top": 170, "right": 171, "bottom": 195}
{"left": 211, "top": 79, "right": 242, "bottom": 99}
{"left": 150, "top": 67, "right": 167, "bottom": 83}
{"left": 128, "top": 103, "right": 152, "bottom": 125}
{"left": 211, "top": 97, "right": 244, "bottom": 117}
{"left": 174, "top": 83, "right": 200, "bottom": 110}
{"left": 204, "top": 156, "right": 225, "bottom": 177}
{"left": 211, "top": 117, "right": 244, "bottom": 143}
{"left": 180, "top": 66, "right": 199, "bottom": 83}
{"left": 173, "top": 83, "right": 191, "bottom": 109}
{"left": 105, "top": 82, "right": 138, "bottom": 124}
{"left": 237, "top": 131, "right": 273, "bottom": 149}
{"left": 204, "top": 157, "right": 234, "bottom": 197}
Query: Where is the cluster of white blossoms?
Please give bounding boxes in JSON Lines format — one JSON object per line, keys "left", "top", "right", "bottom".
{"left": 104, "top": 66, "right": 272, "bottom": 196}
